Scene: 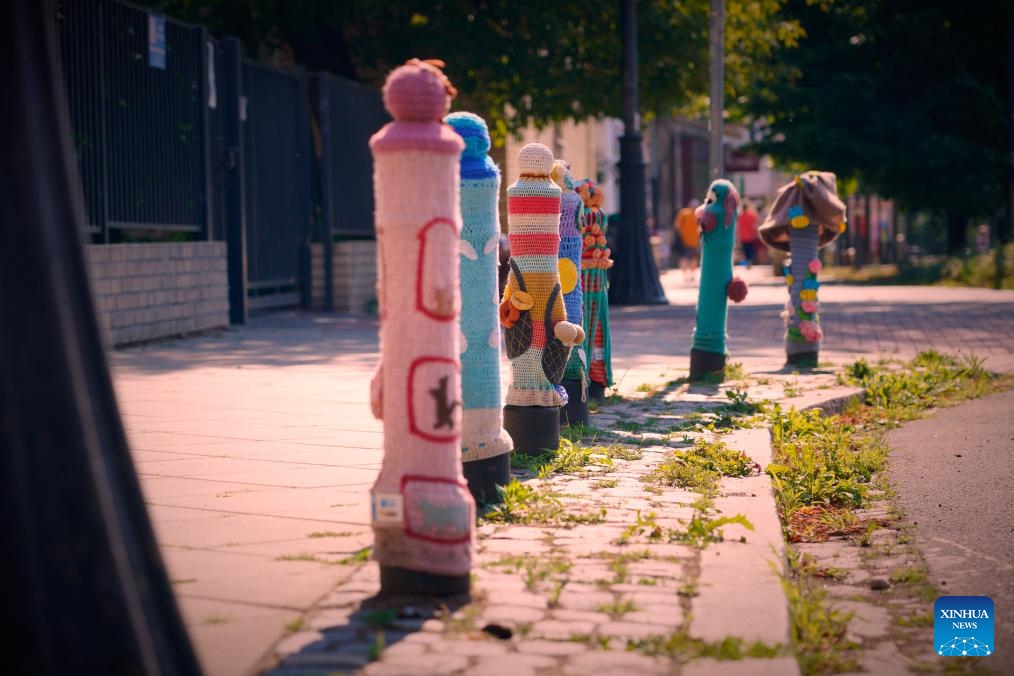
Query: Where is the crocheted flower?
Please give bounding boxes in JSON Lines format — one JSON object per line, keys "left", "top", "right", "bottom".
{"left": 808, "top": 259, "right": 822, "bottom": 274}
{"left": 510, "top": 290, "right": 534, "bottom": 311}
{"left": 726, "top": 276, "right": 748, "bottom": 303}
{"left": 801, "top": 300, "right": 818, "bottom": 314}
{"left": 785, "top": 274, "right": 794, "bottom": 287}
{"left": 799, "top": 321, "right": 822, "bottom": 342}
{"left": 799, "top": 289, "right": 818, "bottom": 302}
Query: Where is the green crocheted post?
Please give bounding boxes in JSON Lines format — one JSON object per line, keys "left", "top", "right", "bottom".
{"left": 692, "top": 179, "right": 741, "bottom": 356}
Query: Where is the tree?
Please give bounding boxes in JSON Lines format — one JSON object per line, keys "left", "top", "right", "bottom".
{"left": 745, "top": 0, "right": 1011, "bottom": 253}
{"left": 160, "top": 0, "right": 800, "bottom": 143}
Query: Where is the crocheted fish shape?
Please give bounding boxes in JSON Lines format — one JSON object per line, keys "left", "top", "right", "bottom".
{"left": 501, "top": 144, "right": 585, "bottom": 407}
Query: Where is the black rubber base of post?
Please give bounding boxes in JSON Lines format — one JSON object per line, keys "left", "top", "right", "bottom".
{"left": 463, "top": 453, "right": 512, "bottom": 505}
{"left": 786, "top": 351, "right": 819, "bottom": 368}
{"left": 504, "top": 404, "right": 560, "bottom": 456}
{"left": 559, "top": 379, "right": 589, "bottom": 427}
{"left": 689, "top": 348, "right": 727, "bottom": 382}
{"left": 588, "top": 381, "right": 606, "bottom": 403}
{"left": 379, "top": 565, "right": 470, "bottom": 597}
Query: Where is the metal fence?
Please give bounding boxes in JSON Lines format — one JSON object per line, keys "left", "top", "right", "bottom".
{"left": 57, "top": 0, "right": 210, "bottom": 239}
{"left": 55, "top": 0, "right": 387, "bottom": 315}
{"left": 242, "top": 61, "right": 312, "bottom": 309}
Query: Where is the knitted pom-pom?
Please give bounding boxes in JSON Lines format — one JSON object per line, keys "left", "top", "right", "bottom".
{"left": 517, "top": 143, "right": 554, "bottom": 177}
{"left": 727, "top": 276, "right": 749, "bottom": 303}
{"left": 445, "top": 111, "right": 490, "bottom": 158}
{"left": 384, "top": 59, "right": 454, "bottom": 121}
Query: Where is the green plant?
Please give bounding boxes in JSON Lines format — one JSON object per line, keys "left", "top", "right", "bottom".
{"left": 889, "top": 566, "right": 927, "bottom": 585}
{"left": 306, "top": 530, "right": 353, "bottom": 539}
{"left": 536, "top": 438, "right": 615, "bottom": 478}
{"left": 644, "top": 438, "right": 757, "bottom": 494}
{"left": 483, "top": 480, "right": 606, "bottom": 526}
{"left": 782, "top": 575, "right": 859, "bottom": 674}
{"left": 284, "top": 617, "right": 306, "bottom": 633}
{"left": 674, "top": 511, "right": 755, "bottom": 548}
{"left": 597, "top": 599, "right": 637, "bottom": 615}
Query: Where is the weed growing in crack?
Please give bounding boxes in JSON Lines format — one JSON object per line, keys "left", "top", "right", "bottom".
{"left": 643, "top": 438, "right": 757, "bottom": 494}
{"left": 482, "top": 480, "right": 606, "bottom": 526}
{"left": 627, "top": 629, "right": 784, "bottom": 661}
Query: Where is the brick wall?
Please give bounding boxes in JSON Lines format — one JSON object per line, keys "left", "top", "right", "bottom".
{"left": 85, "top": 242, "right": 229, "bottom": 346}
{"left": 309, "top": 240, "right": 378, "bottom": 313}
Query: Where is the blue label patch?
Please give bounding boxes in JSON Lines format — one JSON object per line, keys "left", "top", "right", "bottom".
{"left": 934, "top": 596, "right": 993, "bottom": 657}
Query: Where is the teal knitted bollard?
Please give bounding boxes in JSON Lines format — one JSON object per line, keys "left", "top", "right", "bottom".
{"left": 758, "top": 172, "right": 847, "bottom": 368}
{"left": 552, "top": 160, "right": 588, "bottom": 427}
{"left": 446, "top": 112, "right": 513, "bottom": 504}
{"left": 689, "top": 179, "right": 745, "bottom": 381}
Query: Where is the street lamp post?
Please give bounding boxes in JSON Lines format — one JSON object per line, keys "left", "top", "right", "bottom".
{"left": 709, "top": 0, "right": 725, "bottom": 180}
{"left": 611, "top": 0, "right": 667, "bottom": 306}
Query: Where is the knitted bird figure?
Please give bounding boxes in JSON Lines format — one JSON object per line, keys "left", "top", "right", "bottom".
{"left": 690, "top": 179, "right": 746, "bottom": 380}
{"left": 501, "top": 143, "right": 585, "bottom": 408}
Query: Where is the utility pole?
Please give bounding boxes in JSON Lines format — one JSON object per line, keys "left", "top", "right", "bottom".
{"left": 611, "top": 0, "right": 667, "bottom": 305}
{"left": 708, "top": 0, "right": 724, "bottom": 180}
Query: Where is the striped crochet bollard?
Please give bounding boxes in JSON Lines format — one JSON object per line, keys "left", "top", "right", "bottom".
{"left": 368, "top": 59, "right": 473, "bottom": 596}
{"left": 577, "top": 179, "right": 613, "bottom": 402}
{"left": 689, "top": 179, "right": 748, "bottom": 381}
{"left": 552, "top": 160, "right": 589, "bottom": 427}
{"left": 501, "top": 143, "right": 585, "bottom": 455}
{"left": 445, "top": 111, "right": 513, "bottom": 504}
{"left": 758, "top": 172, "right": 847, "bottom": 368}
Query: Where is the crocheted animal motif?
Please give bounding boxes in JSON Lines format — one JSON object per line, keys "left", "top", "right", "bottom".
{"left": 502, "top": 144, "right": 585, "bottom": 408}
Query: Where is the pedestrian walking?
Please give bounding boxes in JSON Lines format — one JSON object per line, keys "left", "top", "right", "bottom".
{"left": 737, "top": 200, "right": 760, "bottom": 267}
{"left": 673, "top": 198, "right": 701, "bottom": 281}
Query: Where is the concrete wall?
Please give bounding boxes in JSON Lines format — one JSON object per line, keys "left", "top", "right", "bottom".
{"left": 86, "top": 242, "right": 229, "bottom": 346}
{"left": 309, "top": 240, "right": 377, "bottom": 313}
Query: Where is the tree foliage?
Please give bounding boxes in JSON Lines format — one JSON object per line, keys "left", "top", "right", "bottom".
{"left": 159, "top": 0, "right": 801, "bottom": 143}
{"left": 745, "top": 0, "right": 1011, "bottom": 248}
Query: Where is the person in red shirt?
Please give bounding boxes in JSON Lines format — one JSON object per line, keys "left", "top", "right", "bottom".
{"left": 737, "top": 200, "right": 760, "bottom": 267}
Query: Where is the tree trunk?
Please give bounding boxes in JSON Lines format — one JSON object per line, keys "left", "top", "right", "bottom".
{"left": 946, "top": 212, "right": 967, "bottom": 254}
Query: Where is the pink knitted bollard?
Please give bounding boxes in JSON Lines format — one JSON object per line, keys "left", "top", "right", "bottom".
{"left": 368, "top": 59, "right": 473, "bottom": 595}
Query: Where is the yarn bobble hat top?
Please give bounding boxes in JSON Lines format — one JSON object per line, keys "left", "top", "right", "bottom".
{"left": 371, "top": 59, "right": 463, "bottom": 155}
{"left": 445, "top": 111, "right": 498, "bottom": 181}
{"left": 758, "top": 171, "right": 847, "bottom": 252}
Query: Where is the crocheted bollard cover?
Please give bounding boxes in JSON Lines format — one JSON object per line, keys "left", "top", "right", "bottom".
{"left": 576, "top": 179, "right": 613, "bottom": 399}
{"left": 758, "top": 172, "right": 847, "bottom": 367}
{"left": 501, "top": 143, "right": 585, "bottom": 409}
{"left": 552, "top": 160, "right": 589, "bottom": 426}
{"left": 445, "top": 111, "right": 513, "bottom": 502}
{"left": 690, "top": 179, "right": 744, "bottom": 380}
{"left": 368, "top": 59, "right": 474, "bottom": 591}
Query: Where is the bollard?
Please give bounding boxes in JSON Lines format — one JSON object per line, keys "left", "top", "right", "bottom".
{"left": 445, "top": 111, "right": 513, "bottom": 505}
{"left": 368, "top": 59, "right": 473, "bottom": 596}
{"left": 758, "top": 172, "right": 847, "bottom": 368}
{"left": 552, "top": 160, "right": 589, "bottom": 427}
{"left": 576, "top": 179, "right": 613, "bottom": 402}
{"left": 689, "top": 179, "right": 748, "bottom": 381}
{"left": 501, "top": 143, "right": 585, "bottom": 455}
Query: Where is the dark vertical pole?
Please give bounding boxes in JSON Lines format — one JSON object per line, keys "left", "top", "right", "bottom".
{"left": 297, "top": 68, "right": 313, "bottom": 308}
{"left": 98, "top": 0, "right": 110, "bottom": 243}
{"left": 0, "top": 1, "right": 203, "bottom": 672}
{"left": 319, "top": 75, "right": 335, "bottom": 311}
{"left": 199, "top": 27, "right": 214, "bottom": 240}
{"left": 612, "top": 0, "right": 666, "bottom": 305}
{"left": 222, "top": 37, "right": 247, "bottom": 324}
{"left": 708, "top": 0, "right": 725, "bottom": 180}
{"left": 999, "top": 6, "right": 1014, "bottom": 289}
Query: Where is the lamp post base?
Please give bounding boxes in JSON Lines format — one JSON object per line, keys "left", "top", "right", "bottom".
{"left": 463, "top": 453, "right": 512, "bottom": 505}
{"left": 379, "top": 565, "right": 470, "bottom": 597}
{"left": 559, "top": 379, "right": 589, "bottom": 427}
{"left": 504, "top": 404, "right": 560, "bottom": 456}
{"left": 689, "top": 348, "right": 727, "bottom": 382}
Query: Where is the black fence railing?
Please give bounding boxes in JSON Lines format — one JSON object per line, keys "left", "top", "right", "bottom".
{"left": 57, "top": 0, "right": 209, "bottom": 239}
{"left": 242, "top": 61, "right": 312, "bottom": 308}
{"left": 55, "top": 0, "right": 389, "bottom": 316}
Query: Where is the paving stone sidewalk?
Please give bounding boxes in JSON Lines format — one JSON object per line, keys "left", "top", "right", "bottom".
{"left": 108, "top": 268, "right": 1014, "bottom": 675}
